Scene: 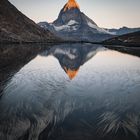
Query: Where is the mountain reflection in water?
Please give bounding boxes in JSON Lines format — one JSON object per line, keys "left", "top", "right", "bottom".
{"left": 40, "top": 43, "right": 102, "bottom": 80}
{"left": 0, "top": 43, "right": 140, "bottom": 140}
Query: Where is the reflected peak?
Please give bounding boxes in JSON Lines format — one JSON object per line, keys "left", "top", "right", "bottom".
{"left": 64, "top": 67, "right": 79, "bottom": 80}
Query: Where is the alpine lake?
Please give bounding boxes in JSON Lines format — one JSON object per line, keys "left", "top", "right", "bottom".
{"left": 0, "top": 43, "right": 140, "bottom": 140}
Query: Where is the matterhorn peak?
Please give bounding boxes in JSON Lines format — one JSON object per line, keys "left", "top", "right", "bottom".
{"left": 39, "top": 0, "right": 112, "bottom": 42}
{"left": 64, "top": 0, "right": 80, "bottom": 11}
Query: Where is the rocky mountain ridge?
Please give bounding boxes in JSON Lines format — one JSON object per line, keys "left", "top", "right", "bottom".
{"left": 0, "top": 0, "right": 60, "bottom": 43}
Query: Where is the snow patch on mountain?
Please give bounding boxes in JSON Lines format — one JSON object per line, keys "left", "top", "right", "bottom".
{"left": 53, "top": 20, "right": 79, "bottom": 31}
{"left": 87, "top": 21, "right": 111, "bottom": 34}
{"left": 68, "top": 20, "right": 79, "bottom": 25}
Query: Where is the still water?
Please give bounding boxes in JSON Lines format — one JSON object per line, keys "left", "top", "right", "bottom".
{"left": 0, "top": 43, "right": 140, "bottom": 140}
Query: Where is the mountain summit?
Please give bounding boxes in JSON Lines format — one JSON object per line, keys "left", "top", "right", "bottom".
{"left": 63, "top": 0, "right": 80, "bottom": 12}
{"left": 39, "top": 0, "right": 113, "bottom": 42}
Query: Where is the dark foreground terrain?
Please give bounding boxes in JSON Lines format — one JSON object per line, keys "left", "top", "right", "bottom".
{"left": 103, "top": 31, "right": 140, "bottom": 46}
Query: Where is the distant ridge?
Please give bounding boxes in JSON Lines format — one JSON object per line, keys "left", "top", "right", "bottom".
{"left": 104, "top": 26, "right": 140, "bottom": 35}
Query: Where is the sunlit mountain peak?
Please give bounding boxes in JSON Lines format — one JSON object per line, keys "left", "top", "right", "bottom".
{"left": 64, "top": 67, "right": 79, "bottom": 80}
{"left": 64, "top": 0, "right": 80, "bottom": 12}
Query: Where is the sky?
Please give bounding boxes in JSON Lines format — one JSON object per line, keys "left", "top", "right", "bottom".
{"left": 9, "top": 0, "right": 140, "bottom": 28}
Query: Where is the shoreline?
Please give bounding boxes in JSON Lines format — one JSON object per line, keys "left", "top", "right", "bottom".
{"left": 0, "top": 40, "right": 140, "bottom": 47}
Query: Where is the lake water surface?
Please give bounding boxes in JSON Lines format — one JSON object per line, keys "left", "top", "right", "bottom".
{"left": 0, "top": 43, "right": 140, "bottom": 140}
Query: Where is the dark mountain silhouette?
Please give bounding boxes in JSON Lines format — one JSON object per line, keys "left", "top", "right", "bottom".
{"left": 0, "top": 0, "right": 60, "bottom": 43}
{"left": 38, "top": 0, "right": 113, "bottom": 42}
{"left": 103, "top": 31, "right": 140, "bottom": 46}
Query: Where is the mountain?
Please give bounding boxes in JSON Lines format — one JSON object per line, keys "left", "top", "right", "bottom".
{"left": 38, "top": 0, "right": 113, "bottom": 42}
{"left": 103, "top": 31, "right": 140, "bottom": 46}
{"left": 104, "top": 26, "right": 140, "bottom": 35}
{"left": 0, "top": 0, "right": 60, "bottom": 43}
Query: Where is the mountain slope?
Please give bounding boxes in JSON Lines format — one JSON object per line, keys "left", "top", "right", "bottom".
{"left": 38, "top": 0, "right": 113, "bottom": 42}
{"left": 0, "top": 0, "right": 60, "bottom": 43}
{"left": 103, "top": 31, "right": 140, "bottom": 46}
